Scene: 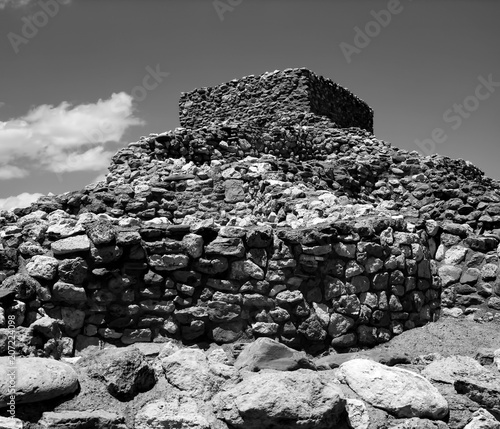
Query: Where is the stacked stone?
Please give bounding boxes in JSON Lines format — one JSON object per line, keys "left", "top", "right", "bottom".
{"left": 0, "top": 207, "right": 440, "bottom": 356}
{"left": 179, "top": 68, "right": 374, "bottom": 132}
{"left": 2, "top": 68, "right": 500, "bottom": 358}
{"left": 428, "top": 220, "right": 500, "bottom": 319}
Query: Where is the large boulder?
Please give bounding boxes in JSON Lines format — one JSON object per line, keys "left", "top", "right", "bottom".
{"left": 76, "top": 347, "right": 156, "bottom": 400}
{"left": 0, "top": 357, "right": 78, "bottom": 406}
{"left": 161, "top": 348, "right": 237, "bottom": 400}
{"left": 337, "top": 359, "right": 448, "bottom": 420}
{"left": 234, "top": 337, "right": 316, "bottom": 371}
{"left": 212, "top": 369, "right": 345, "bottom": 429}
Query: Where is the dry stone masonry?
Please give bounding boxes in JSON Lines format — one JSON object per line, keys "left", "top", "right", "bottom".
{"left": 1, "top": 68, "right": 500, "bottom": 360}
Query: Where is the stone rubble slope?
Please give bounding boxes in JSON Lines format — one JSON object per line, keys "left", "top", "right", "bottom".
{"left": 3, "top": 339, "right": 500, "bottom": 428}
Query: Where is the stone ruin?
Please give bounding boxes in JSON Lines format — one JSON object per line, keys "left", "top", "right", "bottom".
{"left": 1, "top": 67, "right": 500, "bottom": 359}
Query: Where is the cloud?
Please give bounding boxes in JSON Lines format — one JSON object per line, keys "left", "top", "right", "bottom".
{"left": 0, "top": 92, "right": 143, "bottom": 180}
{"left": 0, "top": 0, "right": 70, "bottom": 9}
{"left": 0, "top": 165, "right": 29, "bottom": 179}
{"left": 0, "top": 102, "right": 5, "bottom": 109}
{"left": 92, "top": 173, "right": 107, "bottom": 183}
{"left": 0, "top": 192, "right": 44, "bottom": 211}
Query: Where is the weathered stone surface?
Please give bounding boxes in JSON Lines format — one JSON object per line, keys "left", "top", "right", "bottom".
{"left": 230, "top": 260, "right": 264, "bottom": 280}
{"left": 422, "top": 356, "right": 490, "bottom": 385}
{"left": 121, "top": 328, "right": 152, "bottom": 345}
{"left": 206, "top": 237, "right": 245, "bottom": 257}
{"left": 0, "top": 357, "right": 78, "bottom": 406}
{"left": 51, "top": 235, "right": 91, "bottom": 255}
{"left": 52, "top": 281, "right": 87, "bottom": 304}
{"left": 84, "top": 219, "right": 116, "bottom": 245}
{"left": 135, "top": 397, "right": 210, "bottom": 429}
{"left": 77, "top": 347, "right": 156, "bottom": 400}
{"left": 149, "top": 254, "right": 189, "bottom": 271}
{"left": 0, "top": 274, "right": 38, "bottom": 300}
{"left": 438, "top": 265, "right": 463, "bottom": 287}
{"left": 58, "top": 257, "right": 88, "bottom": 284}
{"left": 454, "top": 374, "right": 500, "bottom": 414}
{"left": 235, "top": 337, "right": 315, "bottom": 371}
{"left": 162, "top": 348, "right": 236, "bottom": 400}
{"left": 182, "top": 233, "right": 204, "bottom": 258}
{"left": 463, "top": 409, "right": 500, "bottom": 429}
{"left": 212, "top": 369, "right": 345, "bottom": 429}
{"left": 390, "top": 417, "right": 450, "bottom": 428}
{"left": 328, "top": 313, "right": 355, "bottom": 338}
{"left": 338, "top": 359, "right": 448, "bottom": 419}
{"left": 38, "top": 410, "right": 127, "bottom": 429}
{"left": 26, "top": 255, "right": 59, "bottom": 280}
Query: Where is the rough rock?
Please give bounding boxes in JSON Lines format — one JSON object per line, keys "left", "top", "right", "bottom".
{"left": 212, "top": 369, "right": 345, "bottom": 429}
{"left": 234, "top": 337, "right": 316, "bottom": 371}
{"left": 338, "top": 359, "right": 448, "bottom": 419}
{"left": 38, "top": 410, "right": 127, "bottom": 429}
{"left": 0, "top": 357, "right": 78, "bottom": 406}
{"left": 161, "top": 348, "right": 237, "bottom": 400}
{"left": 422, "top": 356, "right": 491, "bottom": 384}
{"left": 77, "top": 347, "right": 156, "bottom": 400}
{"left": 135, "top": 397, "right": 210, "bottom": 429}
{"left": 463, "top": 409, "right": 500, "bottom": 429}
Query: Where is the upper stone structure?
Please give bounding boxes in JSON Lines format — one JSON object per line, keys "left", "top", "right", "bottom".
{"left": 179, "top": 68, "right": 374, "bottom": 132}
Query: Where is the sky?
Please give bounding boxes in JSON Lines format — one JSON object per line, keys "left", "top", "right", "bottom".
{"left": 0, "top": 0, "right": 499, "bottom": 209}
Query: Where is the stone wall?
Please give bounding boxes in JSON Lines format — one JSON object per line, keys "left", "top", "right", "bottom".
{"left": 0, "top": 211, "right": 439, "bottom": 357}
{"left": 179, "top": 68, "right": 374, "bottom": 132}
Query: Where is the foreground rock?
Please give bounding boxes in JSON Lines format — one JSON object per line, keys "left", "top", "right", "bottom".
{"left": 455, "top": 376, "right": 500, "bottom": 416}
{"left": 338, "top": 359, "right": 448, "bottom": 420}
{"left": 422, "top": 356, "right": 491, "bottom": 384}
{"left": 212, "top": 369, "right": 345, "bottom": 429}
{"left": 135, "top": 397, "right": 211, "bottom": 429}
{"left": 38, "top": 410, "right": 127, "bottom": 429}
{"left": 0, "top": 416, "right": 22, "bottom": 429}
{"left": 76, "top": 347, "right": 156, "bottom": 400}
{"left": 234, "top": 337, "right": 316, "bottom": 371}
{"left": 422, "top": 355, "right": 500, "bottom": 417}
{"left": 0, "top": 357, "right": 78, "bottom": 407}
{"left": 464, "top": 409, "right": 500, "bottom": 429}
{"left": 161, "top": 348, "right": 238, "bottom": 400}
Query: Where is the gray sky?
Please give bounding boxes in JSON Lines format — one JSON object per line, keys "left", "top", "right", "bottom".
{"left": 1, "top": 0, "right": 499, "bottom": 209}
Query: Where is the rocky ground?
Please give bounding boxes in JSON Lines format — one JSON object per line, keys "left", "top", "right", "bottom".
{"left": 0, "top": 313, "right": 497, "bottom": 429}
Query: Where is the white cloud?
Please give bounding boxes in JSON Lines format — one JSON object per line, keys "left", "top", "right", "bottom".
{"left": 0, "top": 92, "right": 143, "bottom": 180}
{"left": 0, "top": 165, "right": 29, "bottom": 179}
{"left": 0, "top": 102, "right": 5, "bottom": 109}
{"left": 92, "top": 173, "right": 107, "bottom": 183}
{"left": 0, "top": 192, "right": 44, "bottom": 211}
